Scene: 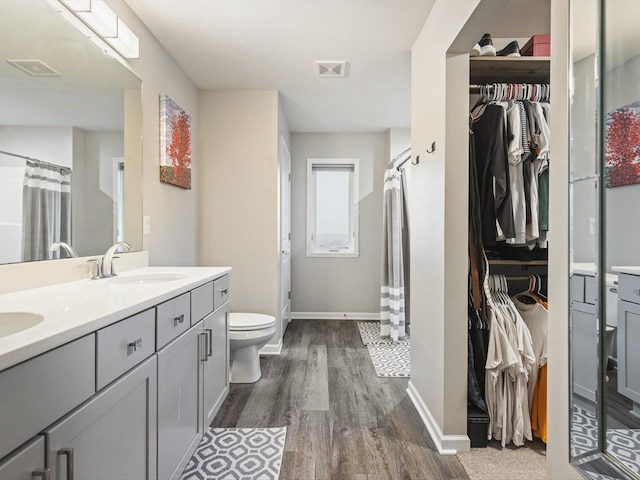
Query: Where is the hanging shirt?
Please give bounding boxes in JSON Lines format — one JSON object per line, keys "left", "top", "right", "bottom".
{"left": 531, "top": 364, "right": 548, "bottom": 443}
{"left": 473, "top": 104, "right": 516, "bottom": 245}
{"left": 506, "top": 104, "right": 527, "bottom": 245}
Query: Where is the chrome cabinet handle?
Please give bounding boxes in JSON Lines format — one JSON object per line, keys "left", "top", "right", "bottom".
{"left": 32, "top": 468, "right": 51, "bottom": 480}
{"left": 57, "top": 448, "right": 74, "bottom": 480}
{"left": 174, "top": 314, "right": 185, "bottom": 326}
{"left": 127, "top": 338, "right": 143, "bottom": 354}
{"left": 199, "top": 332, "right": 208, "bottom": 362}
{"left": 219, "top": 289, "right": 228, "bottom": 295}
{"left": 610, "top": 287, "right": 619, "bottom": 293}
{"left": 634, "top": 288, "right": 640, "bottom": 296}
{"left": 206, "top": 328, "right": 213, "bottom": 358}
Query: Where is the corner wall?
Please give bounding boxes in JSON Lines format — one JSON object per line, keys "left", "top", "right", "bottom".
{"left": 408, "top": 0, "right": 479, "bottom": 453}
{"left": 106, "top": 0, "right": 200, "bottom": 266}
{"left": 198, "top": 90, "right": 281, "bottom": 346}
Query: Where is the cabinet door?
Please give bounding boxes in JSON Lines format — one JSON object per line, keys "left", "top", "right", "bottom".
{"left": 0, "top": 436, "right": 47, "bottom": 480}
{"left": 572, "top": 301, "right": 598, "bottom": 402}
{"left": 45, "top": 356, "right": 157, "bottom": 480}
{"left": 618, "top": 300, "right": 640, "bottom": 403}
{"left": 157, "top": 323, "right": 205, "bottom": 480}
{"left": 203, "top": 305, "right": 230, "bottom": 427}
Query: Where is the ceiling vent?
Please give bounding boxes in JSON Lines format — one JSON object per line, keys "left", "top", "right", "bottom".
{"left": 7, "top": 60, "right": 61, "bottom": 77}
{"left": 315, "top": 61, "right": 348, "bottom": 78}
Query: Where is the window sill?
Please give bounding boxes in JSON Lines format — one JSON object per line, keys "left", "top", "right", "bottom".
{"left": 306, "top": 251, "right": 360, "bottom": 258}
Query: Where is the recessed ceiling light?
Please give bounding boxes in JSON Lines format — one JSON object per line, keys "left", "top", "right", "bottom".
{"left": 7, "top": 60, "right": 61, "bottom": 77}
{"left": 315, "top": 61, "right": 348, "bottom": 78}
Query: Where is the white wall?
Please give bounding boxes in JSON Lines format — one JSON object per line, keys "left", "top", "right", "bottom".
{"left": 290, "top": 132, "right": 388, "bottom": 315}
{"left": 107, "top": 0, "right": 200, "bottom": 266}
{"left": 198, "top": 89, "right": 281, "bottom": 347}
{"left": 408, "top": 0, "right": 479, "bottom": 453}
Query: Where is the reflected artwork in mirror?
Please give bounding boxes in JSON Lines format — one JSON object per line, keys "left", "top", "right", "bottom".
{"left": 0, "top": 0, "right": 142, "bottom": 265}
{"left": 570, "top": 0, "right": 640, "bottom": 478}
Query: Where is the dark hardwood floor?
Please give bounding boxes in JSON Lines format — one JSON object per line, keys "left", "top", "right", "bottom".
{"left": 211, "top": 320, "right": 470, "bottom": 480}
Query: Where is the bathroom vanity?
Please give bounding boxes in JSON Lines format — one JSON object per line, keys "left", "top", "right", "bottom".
{"left": 0, "top": 267, "right": 231, "bottom": 480}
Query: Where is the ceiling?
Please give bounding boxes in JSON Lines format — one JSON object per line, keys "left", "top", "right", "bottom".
{"left": 0, "top": 0, "right": 140, "bottom": 131}
{"left": 126, "top": 0, "right": 435, "bottom": 133}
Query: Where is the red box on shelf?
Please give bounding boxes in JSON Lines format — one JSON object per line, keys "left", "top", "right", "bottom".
{"left": 522, "top": 34, "right": 550, "bottom": 56}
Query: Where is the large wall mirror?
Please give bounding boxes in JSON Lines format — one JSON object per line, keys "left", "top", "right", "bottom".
{"left": 0, "top": 0, "right": 142, "bottom": 265}
{"left": 570, "top": 0, "right": 640, "bottom": 478}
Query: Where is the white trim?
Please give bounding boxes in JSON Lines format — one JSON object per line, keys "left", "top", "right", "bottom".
{"left": 259, "top": 339, "right": 283, "bottom": 356}
{"left": 306, "top": 158, "right": 360, "bottom": 257}
{"left": 291, "top": 312, "right": 380, "bottom": 321}
{"left": 406, "top": 381, "right": 470, "bottom": 455}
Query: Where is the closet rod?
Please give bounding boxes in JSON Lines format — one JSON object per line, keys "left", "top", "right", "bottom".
{"left": 0, "top": 149, "right": 69, "bottom": 171}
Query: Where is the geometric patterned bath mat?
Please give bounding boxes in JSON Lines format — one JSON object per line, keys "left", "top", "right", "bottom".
{"left": 180, "top": 427, "right": 287, "bottom": 480}
{"left": 357, "top": 322, "right": 410, "bottom": 377}
{"left": 571, "top": 405, "right": 640, "bottom": 477}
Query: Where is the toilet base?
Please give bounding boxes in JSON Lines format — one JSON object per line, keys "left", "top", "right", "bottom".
{"left": 230, "top": 344, "right": 262, "bottom": 383}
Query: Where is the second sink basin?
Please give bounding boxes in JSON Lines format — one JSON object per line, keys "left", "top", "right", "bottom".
{"left": 0, "top": 312, "right": 44, "bottom": 338}
{"left": 108, "top": 273, "right": 190, "bottom": 285}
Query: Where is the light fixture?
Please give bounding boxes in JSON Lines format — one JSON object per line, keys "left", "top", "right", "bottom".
{"left": 50, "top": 0, "right": 139, "bottom": 59}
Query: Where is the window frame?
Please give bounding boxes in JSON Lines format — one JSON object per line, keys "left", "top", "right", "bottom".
{"left": 306, "top": 158, "right": 360, "bottom": 258}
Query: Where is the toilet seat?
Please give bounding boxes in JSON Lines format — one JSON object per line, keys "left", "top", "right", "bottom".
{"left": 229, "top": 313, "right": 276, "bottom": 331}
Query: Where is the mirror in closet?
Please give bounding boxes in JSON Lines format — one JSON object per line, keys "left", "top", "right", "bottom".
{"left": 0, "top": 0, "right": 142, "bottom": 265}
{"left": 570, "top": 0, "right": 640, "bottom": 478}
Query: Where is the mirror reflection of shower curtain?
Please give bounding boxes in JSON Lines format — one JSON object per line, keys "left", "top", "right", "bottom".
{"left": 381, "top": 166, "right": 410, "bottom": 342}
{"left": 21, "top": 160, "right": 71, "bottom": 261}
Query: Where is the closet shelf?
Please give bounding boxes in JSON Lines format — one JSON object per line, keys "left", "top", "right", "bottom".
{"left": 488, "top": 259, "right": 548, "bottom": 266}
{"left": 470, "top": 57, "right": 550, "bottom": 84}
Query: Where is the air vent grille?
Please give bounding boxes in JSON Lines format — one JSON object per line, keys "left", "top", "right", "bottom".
{"left": 315, "top": 61, "right": 348, "bottom": 78}
{"left": 7, "top": 60, "right": 61, "bottom": 77}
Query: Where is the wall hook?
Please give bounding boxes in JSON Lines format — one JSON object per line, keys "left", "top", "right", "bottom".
{"left": 412, "top": 155, "right": 420, "bottom": 166}
{"left": 426, "top": 141, "right": 436, "bottom": 154}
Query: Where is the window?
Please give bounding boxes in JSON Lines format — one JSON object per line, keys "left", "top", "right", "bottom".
{"left": 306, "top": 158, "right": 359, "bottom": 257}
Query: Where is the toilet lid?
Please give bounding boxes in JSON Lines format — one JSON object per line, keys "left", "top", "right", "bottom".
{"left": 229, "top": 313, "right": 276, "bottom": 331}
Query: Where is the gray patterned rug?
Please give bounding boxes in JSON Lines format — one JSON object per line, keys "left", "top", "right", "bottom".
{"left": 572, "top": 405, "right": 640, "bottom": 477}
{"left": 357, "top": 322, "right": 410, "bottom": 378}
{"left": 181, "top": 427, "right": 286, "bottom": 480}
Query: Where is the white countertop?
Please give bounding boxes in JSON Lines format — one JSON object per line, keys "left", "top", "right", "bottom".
{"left": 612, "top": 266, "right": 640, "bottom": 276}
{"left": 0, "top": 266, "right": 231, "bottom": 372}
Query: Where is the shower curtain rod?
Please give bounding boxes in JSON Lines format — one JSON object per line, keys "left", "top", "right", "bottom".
{"left": 387, "top": 147, "right": 411, "bottom": 169}
{"left": 0, "top": 149, "right": 70, "bottom": 171}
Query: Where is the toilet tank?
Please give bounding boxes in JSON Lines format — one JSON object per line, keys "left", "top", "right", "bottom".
{"left": 605, "top": 273, "right": 619, "bottom": 328}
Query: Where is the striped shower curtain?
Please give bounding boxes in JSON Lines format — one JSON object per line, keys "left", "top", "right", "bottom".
{"left": 380, "top": 166, "right": 409, "bottom": 342}
{"left": 22, "top": 160, "right": 72, "bottom": 262}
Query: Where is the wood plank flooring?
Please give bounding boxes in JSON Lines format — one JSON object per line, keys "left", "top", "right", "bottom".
{"left": 211, "top": 320, "right": 470, "bottom": 480}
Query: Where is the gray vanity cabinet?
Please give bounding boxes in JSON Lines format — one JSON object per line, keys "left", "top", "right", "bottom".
{"left": 617, "top": 299, "right": 640, "bottom": 403}
{"left": 203, "top": 304, "right": 230, "bottom": 426}
{"left": 157, "top": 322, "right": 205, "bottom": 480}
{"left": 45, "top": 356, "right": 158, "bottom": 480}
{"left": 572, "top": 301, "right": 598, "bottom": 401}
{"left": 0, "top": 436, "right": 47, "bottom": 480}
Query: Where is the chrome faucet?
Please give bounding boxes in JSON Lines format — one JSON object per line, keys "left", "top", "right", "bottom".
{"left": 101, "top": 241, "right": 133, "bottom": 278}
{"left": 48, "top": 242, "right": 78, "bottom": 258}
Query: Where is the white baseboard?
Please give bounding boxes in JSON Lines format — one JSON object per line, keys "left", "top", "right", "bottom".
{"left": 259, "top": 338, "right": 283, "bottom": 356}
{"left": 291, "top": 312, "right": 380, "bottom": 321}
{"left": 406, "top": 381, "right": 470, "bottom": 455}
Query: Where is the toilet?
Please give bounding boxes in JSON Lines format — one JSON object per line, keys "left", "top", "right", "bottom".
{"left": 229, "top": 313, "right": 276, "bottom": 383}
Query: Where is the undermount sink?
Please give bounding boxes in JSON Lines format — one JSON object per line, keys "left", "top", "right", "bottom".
{"left": 108, "top": 273, "right": 190, "bottom": 285}
{"left": 0, "top": 312, "right": 44, "bottom": 338}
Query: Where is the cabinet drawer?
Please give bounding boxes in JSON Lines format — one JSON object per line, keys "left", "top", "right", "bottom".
{"left": 191, "top": 282, "right": 214, "bottom": 326}
{"left": 96, "top": 309, "right": 155, "bottom": 390}
{"left": 571, "top": 275, "right": 585, "bottom": 304}
{"left": 585, "top": 276, "right": 598, "bottom": 305}
{"left": 0, "top": 334, "right": 95, "bottom": 460}
{"left": 0, "top": 436, "right": 47, "bottom": 480}
{"left": 618, "top": 274, "right": 640, "bottom": 305}
{"left": 157, "top": 293, "right": 191, "bottom": 349}
{"left": 213, "top": 275, "right": 230, "bottom": 310}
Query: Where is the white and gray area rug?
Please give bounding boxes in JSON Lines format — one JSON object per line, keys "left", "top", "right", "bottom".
{"left": 357, "top": 321, "right": 410, "bottom": 378}
{"left": 181, "top": 427, "right": 287, "bottom": 480}
{"left": 571, "top": 405, "right": 640, "bottom": 477}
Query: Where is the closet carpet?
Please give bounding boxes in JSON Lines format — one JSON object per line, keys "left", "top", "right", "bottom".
{"left": 456, "top": 439, "right": 547, "bottom": 480}
{"left": 211, "top": 319, "right": 469, "bottom": 480}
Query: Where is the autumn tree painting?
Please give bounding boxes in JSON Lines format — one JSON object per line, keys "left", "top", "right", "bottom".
{"left": 160, "top": 95, "right": 192, "bottom": 189}
{"left": 606, "top": 103, "right": 640, "bottom": 188}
